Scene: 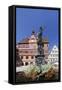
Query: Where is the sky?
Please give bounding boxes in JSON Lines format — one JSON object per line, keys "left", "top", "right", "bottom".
{"left": 16, "top": 8, "right": 59, "bottom": 49}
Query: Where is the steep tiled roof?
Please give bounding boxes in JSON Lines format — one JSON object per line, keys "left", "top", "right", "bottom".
{"left": 18, "top": 38, "right": 29, "bottom": 44}
{"left": 17, "top": 35, "right": 49, "bottom": 45}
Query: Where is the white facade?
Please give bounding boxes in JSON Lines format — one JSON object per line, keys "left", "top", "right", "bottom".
{"left": 48, "top": 45, "right": 58, "bottom": 65}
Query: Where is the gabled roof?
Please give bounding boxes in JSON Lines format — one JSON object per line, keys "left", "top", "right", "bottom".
{"left": 48, "top": 45, "right": 58, "bottom": 55}
{"left": 18, "top": 38, "right": 29, "bottom": 44}
{"left": 17, "top": 35, "right": 49, "bottom": 44}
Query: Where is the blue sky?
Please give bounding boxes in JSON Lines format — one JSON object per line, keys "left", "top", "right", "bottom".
{"left": 16, "top": 8, "right": 59, "bottom": 49}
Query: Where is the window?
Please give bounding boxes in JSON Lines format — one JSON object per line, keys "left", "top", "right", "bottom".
{"left": 31, "top": 56, "right": 34, "bottom": 59}
{"left": 20, "top": 51, "right": 22, "bottom": 53}
{"left": 21, "top": 56, "right": 23, "bottom": 59}
{"left": 25, "top": 51, "right": 28, "bottom": 53}
{"left": 25, "top": 62, "right": 28, "bottom": 65}
{"left": 26, "top": 56, "right": 28, "bottom": 59}
{"left": 51, "top": 59, "right": 52, "bottom": 62}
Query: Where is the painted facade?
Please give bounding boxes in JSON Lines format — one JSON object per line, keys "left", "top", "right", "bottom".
{"left": 16, "top": 31, "right": 49, "bottom": 66}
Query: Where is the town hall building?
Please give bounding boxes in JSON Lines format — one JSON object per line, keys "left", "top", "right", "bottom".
{"left": 16, "top": 31, "right": 49, "bottom": 66}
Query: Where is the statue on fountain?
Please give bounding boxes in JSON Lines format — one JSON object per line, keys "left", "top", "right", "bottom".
{"left": 35, "top": 26, "right": 45, "bottom": 66}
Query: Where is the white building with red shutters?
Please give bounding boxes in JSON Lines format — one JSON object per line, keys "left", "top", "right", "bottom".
{"left": 48, "top": 45, "right": 58, "bottom": 66}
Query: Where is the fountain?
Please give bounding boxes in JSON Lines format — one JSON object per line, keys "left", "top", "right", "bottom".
{"left": 35, "top": 26, "right": 45, "bottom": 68}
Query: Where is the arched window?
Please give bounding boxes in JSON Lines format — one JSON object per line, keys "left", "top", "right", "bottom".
{"left": 25, "top": 62, "right": 28, "bottom": 65}
{"left": 31, "top": 56, "right": 34, "bottom": 59}
{"left": 26, "top": 56, "right": 28, "bottom": 59}
{"left": 21, "top": 56, "right": 23, "bottom": 59}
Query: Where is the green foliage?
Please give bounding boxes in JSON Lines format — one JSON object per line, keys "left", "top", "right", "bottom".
{"left": 23, "top": 64, "right": 52, "bottom": 75}
{"left": 24, "top": 65, "right": 40, "bottom": 74}
{"left": 41, "top": 64, "right": 52, "bottom": 73}
{"left": 16, "top": 64, "right": 58, "bottom": 82}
